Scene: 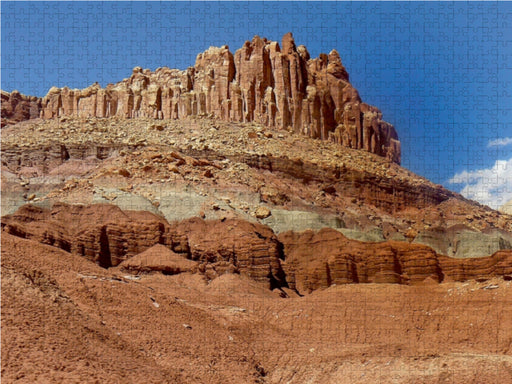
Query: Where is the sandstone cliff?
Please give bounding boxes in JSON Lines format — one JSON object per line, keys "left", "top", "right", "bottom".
{"left": 5, "top": 33, "right": 401, "bottom": 163}
{"left": 1, "top": 203, "right": 286, "bottom": 288}
{"left": 1, "top": 90, "right": 42, "bottom": 127}
{"left": 278, "top": 228, "right": 512, "bottom": 294}
{"left": 3, "top": 203, "right": 511, "bottom": 293}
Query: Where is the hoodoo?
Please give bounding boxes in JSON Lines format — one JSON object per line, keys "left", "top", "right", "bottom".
{"left": 2, "top": 33, "right": 401, "bottom": 163}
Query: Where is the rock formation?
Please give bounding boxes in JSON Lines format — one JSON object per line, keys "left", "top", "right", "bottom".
{"left": 1, "top": 203, "right": 286, "bottom": 288}
{"left": 1, "top": 90, "right": 42, "bottom": 127}
{"left": 166, "top": 217, "right": 285, "bottom": 285}
{"left": 4, "top": 33, "right": 401, "bottom": 163}
{"left": 438, "top": 250, "right": 512, "bottom": 282}
{"left": 2, "top": 203, "right": 511, "bottom": 294}
{"left": 279, "top": 228, "right": 441, "bottom": 293}
{"left": 279, "top": 227, "right": 512, "bottom": 294}
{"left": 118, "top": 243, "right": 198, "bottom": 275}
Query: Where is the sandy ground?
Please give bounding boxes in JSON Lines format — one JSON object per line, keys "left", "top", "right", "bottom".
{"left": 2, "top": 232, "right": 511, "bottom": 383}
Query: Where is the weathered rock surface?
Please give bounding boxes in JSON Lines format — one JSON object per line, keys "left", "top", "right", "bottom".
{"left": 452, "top": 230, "right": 512, "bottom": 258}
{"left": 439, "top": 250, "right": 512, "bottom": 282}
{"left": 261, "top": 209, "right": 344, "bottom": 234}
{"left": 2, "top": 203, "right": 511, "bottom": 295}
{"left": 0, "top": 203, "right": 166, "bottom": 266}
{"left": 4, "top": 230, "right": 512, "bottom": 384}
{"left": 279, "top": 228, "right": 440, "bottom": 293}
{"left": 1, "top": 203, "right": 285, "bottom": 288}
{"left": 1, "top": 90, "right": 42, "bottom": 127}
{"left": 118, "top": 243, "right": 198, "bottom": 274}
{"left": 278, "top": 228, "right": 512, "bottom": 294}
{"left": 3, "top": 33, "right": 512, "bottom": 384}
{"left": 4, "top": 34, "right": 400, "bottom": 163}
{"left": 2, "top": 116, "right": 510, "bottom": 257}
{"left": 166, "top": 217, "right": 285, "bottom": 286}
{"left": 0, "top": 138, "right": 450, "bottom": 214}
{"left": 413, "top": 225, "right": 512, "bottom": 258}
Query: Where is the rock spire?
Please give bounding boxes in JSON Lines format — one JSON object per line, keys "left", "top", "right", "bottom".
{"left": 6, "top": 33, "right": 401, "bottom": 163}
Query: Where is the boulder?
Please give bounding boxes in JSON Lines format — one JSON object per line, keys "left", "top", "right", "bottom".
{"left": 255, "top": 206, "right": 271, "bottom": 219}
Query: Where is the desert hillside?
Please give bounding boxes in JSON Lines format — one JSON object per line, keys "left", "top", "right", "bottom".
{"left": 2, "top": 33, "right": 511, "bottom": 383}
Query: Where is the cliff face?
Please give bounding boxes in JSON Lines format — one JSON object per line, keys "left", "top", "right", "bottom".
{"left": 279, "top": 228, "right": 512, "bottom": 294}
{"left": 2, "top": 203, "right": 511, "bottom": 293}
{"left": 1, "top": 90, "right": 42, "bottom": 127}
{"left": 0, "top": 204, "right": 286, "bottom": 289}
{"left": 23, "top": 33, "right": 400, "bottom": 163}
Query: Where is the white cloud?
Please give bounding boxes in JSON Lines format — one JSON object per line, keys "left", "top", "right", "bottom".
{"left": 448, "top": 158, "right": 512, "bottom": 210}
{"left": 487, "top": 137, "right": 512, "bottom": 148}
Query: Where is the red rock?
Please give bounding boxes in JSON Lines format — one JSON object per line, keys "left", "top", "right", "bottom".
{"left": 438, "top": 250, "right": 512, "bottom": 282}
{"left": 166, "top": 217, "right": 284, "bottom": 287}
{"left": 2, "top": 204, "right": 511, "bottom": 293}
{"left": 4, "top": 34, "right": 401, "bottom": 163}
{"left": 1, "top": 204, "right": 285, "bottom": 288}
{"left": 278, "top": 228, "right": 512, "bottom": 294}
{"left": 118, "top": 243, "right": 197, "bottom": 274}
{"left": 278, "top": 228, "right": 438, "bottom": 293}
{"left": 1, "top": 90, "right": 42, "bottom": 127}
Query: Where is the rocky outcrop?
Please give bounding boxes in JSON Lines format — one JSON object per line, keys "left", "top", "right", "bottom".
{"left": 1, "top": 90, "right": 42, "bottom": 127}
{"left": 0, "top": 203, "right": 167, "bottom": 267}
{"left": 28, "top": 33, "right": 400, "bottom": 163}
{"left": 0, "top": 203, "right": 285, "bottom": 288}
{"left": 166, "top": 217, "right": 285, "bottom": 286}
{"left": 279, "top": 228, "right": 441, "bottom": 293}
{"left": 73, "top": 220, "right": 167, "bottom": 267}
{"left": 413, "top": 226, "right": 512, "bottom": 258}
{"left": 278, "top": 228, "right": 512, "bottom": 294}
{"left": 118, "top": 243, "right": 198, "bottom": 274}
{"left": 439, "top": 250, "right": 512, "bottom": 282}
{"left": 0, "top": 139, "right": 450, "bottom": 213}
{"left": 3, "top": 204, "right": 510, "bottom": 293}
{"left": 452, "top": 230, "right": 512, "bottom": 258}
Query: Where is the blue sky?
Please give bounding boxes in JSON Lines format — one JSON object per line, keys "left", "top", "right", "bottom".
{"left": 2, "top": 1, "right": 511, "bottom": 209}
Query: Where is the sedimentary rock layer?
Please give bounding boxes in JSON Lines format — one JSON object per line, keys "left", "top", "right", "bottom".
{"left": 4, "top": 33, "right": 401, "bottom": 163}
{"left": 0, "top": 141, "right": 450, "bottom": 213}
{"left": 1, "top": 90, "right": 42, "bottom": 127}
{"left": 0, "top": 203, "right": 285, "bottom": 288}
{"left": 278, "top": 228, "right": 512, "bottom": 294}
{"left": 2, "top": 203, "right": 511, "bottom": 293}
